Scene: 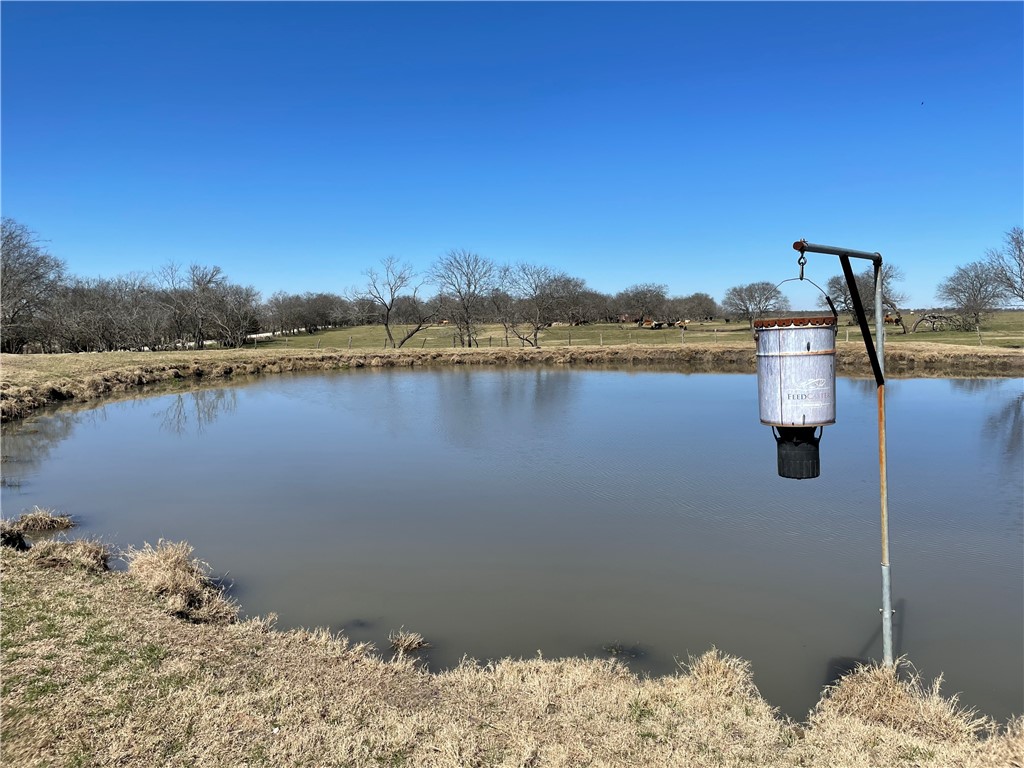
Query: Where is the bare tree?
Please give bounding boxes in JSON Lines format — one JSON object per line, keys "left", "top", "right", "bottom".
{"left": 936, "top": 260, "right": 1007, "bottom": 329}
{"left": 986, "top": 226, "right": 1024, "bottom": 304}
{"left": 358, "top": 256, "right": 435, "bottom": 348}
{"left": 615, "top": 283, "right": 668, "bottom": 324}
{"left": 155, "top": 262, "right": 227, "bottom": 348}
{"left": 209, "top": 284, "right": 262, "bottom": 348}
{"left": 677, "top": 292, "right": 719, "bottom": 321}
{"left": 500, "top": 264, "right": 586, "bottom": 347}
{"left": 721, "top": 281, "right": 790, "bottom": 330}
{"left": 819, "top": 264, "right": 907, "bottom": 317}
{"left": 1, "top": 218, "right": 67, "bottom": 352}
{"left": 430, "top": 249, "right": 495, "bottom": 347}
{"left": 578, "top": 289, "right": 615, "bottom": 323}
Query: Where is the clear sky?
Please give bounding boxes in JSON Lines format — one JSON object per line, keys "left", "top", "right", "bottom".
{"left": 2, "top": 1, "right": 1021, "bottom": 309}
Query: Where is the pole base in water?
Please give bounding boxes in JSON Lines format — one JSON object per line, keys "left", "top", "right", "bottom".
{"left": 774, "top": 426, "right": 822, "bottom": 479}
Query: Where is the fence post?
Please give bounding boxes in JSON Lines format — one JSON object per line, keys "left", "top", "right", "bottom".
{"left": 600, "top": 333, "right": 603, "bottom": 346}
{"left": 348, "top": 336, "right": 352, "bottom": 349}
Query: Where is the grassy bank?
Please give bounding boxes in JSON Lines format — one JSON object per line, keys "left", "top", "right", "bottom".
{"left": 2, "top": 539, "right": 1020, "bottom": 767}
{"left": 2, "top": 337, "right": 1022, "bottom": 422}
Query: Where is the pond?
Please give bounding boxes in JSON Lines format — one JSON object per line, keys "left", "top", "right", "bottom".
{"left": 2, "top": 369, "right": 1021, "bottom": 721}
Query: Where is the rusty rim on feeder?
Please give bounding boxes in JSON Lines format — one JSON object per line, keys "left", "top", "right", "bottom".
{"left": 753, "top": 316, "right": 837, "bottom": 329}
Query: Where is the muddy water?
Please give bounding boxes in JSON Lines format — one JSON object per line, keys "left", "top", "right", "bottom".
{"left": 2, "top": 370, "right": 1021, "bottom": 720}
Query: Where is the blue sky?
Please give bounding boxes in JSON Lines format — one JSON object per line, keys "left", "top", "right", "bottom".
{"left": 2, "top": 1, "right": 1021, "bottom": 309}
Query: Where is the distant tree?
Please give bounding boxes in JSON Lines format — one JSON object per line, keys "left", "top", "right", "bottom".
{"left": 936, "top": 260, "right": 1007, "bottom": 329}
{"left": 355, "top": 256, "right": 436, "bottom": 348}
{"left": 304, "top": 292, "right": 350, "bottom": 332}
{"left": 358, "top": 256, "right": 419, "bottom": 348}
{"left": 819, "top": 264, "right": 907, "bottom": 319}
{"left": 388, "top": 293, "right": 440, "bottom": 347}
{"left": 985, "top": 226, "right": 1024, "bottom": 304}
{"left": 1, "top": 218, "right": 67, "bottom": 352}
{"left": 677, "top": 292, "right": 719, "bottom": 321}
{"left": 209, "top": 284, "right": 262, "bottom": 348}
{"left": 721, "top": 281, "right": 790, "bottom": 330}
{"left": 577, "top": 289, "right": 615, "bottom": 324}
{"left": 430, "top": 249, "right": 495, "bottom": 347}
{"left": 615, "top": 283, "right": 668, "bottom": 324}
{"left": 500, "top": 264, "right": 587, "bottom": 346}
{"left": 155, "top": 262, "right": 226, "bottom": 349}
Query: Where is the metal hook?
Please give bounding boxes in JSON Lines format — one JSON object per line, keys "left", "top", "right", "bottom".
{"left": 797, "top": 254, "right": 807, "bottom": 281}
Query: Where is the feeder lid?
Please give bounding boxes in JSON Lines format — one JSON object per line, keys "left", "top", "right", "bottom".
{"left": 754, "top": 316, "right": 837, "bottom": 329}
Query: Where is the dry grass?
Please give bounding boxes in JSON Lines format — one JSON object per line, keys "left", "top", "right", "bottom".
{"left": 0, "top": 519, "right": 30, "bottom": 551}
{"left": 11, "top": 506, "right": 74, "bottom": 533}
{"left": 813, "top": 658, "right": 993, "bottom": 743}
{"left": 389, "top": 627, "right": 430, "bottom": 654}
{"left": 2, "top": 544, "right": 1021, "bottom": 767}
{"left": 125, "top": 540, "right": 238, "bottom": 624}
{"left": 24, "top": 538, "right": 109, "bottom": 573}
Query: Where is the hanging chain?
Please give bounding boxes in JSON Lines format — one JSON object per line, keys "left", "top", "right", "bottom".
{"left": 797, "top": 254, "right": 807, "bottom": 281}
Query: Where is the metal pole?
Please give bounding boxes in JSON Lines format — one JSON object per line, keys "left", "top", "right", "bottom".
{"left": 875, "top": 263, "right": 894, "bottom": 666}
{"left": 795, "top": 240, "right": 894, "bottom": 667}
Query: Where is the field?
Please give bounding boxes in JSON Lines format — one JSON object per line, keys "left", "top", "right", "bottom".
{"left": 255, "top": 311, "right": 1024, "bottom": 351}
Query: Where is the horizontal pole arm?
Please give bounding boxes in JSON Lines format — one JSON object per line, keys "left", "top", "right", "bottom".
{"left": 794, "top": 240, "right": 882, "bottom": 265}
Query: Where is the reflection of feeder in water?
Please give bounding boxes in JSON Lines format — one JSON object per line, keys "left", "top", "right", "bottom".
{"left": 755, "top": 316, "right": 838, "bottom": 479}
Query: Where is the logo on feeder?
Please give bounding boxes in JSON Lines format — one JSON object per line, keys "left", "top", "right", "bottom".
{"left": 786, "top": 378, "right": 831, "bottom": 405}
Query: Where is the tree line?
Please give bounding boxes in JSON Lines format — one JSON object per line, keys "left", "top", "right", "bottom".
{"left": 1, "top": 217, "right": 1020, "bottom": 353}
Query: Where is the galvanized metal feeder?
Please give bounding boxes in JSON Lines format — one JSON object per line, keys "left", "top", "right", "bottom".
{"left": 758, "top": 239, "right": 897, "bottom": 668}
{"left": 755, "top": 315, "right": 837, "bottom": 479}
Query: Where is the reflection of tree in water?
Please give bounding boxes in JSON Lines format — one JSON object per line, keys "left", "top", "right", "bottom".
{"left": 845, "top": 377, "right": 879, "bottom": 399}
{"left": 435, "top": 369, "right": 573, "bottom": 450}
{"left": 948, "top": 378, "right": 1007, "bottom": 396}
{"left": 985, "top": 389, "right": 1023, "bottom": 465}
{"left": 158, "top": 388, "right": 237, "bottom": 436}
{"left": 1, "top": 410, "right": 87, "bottom": 487}
{"left": 976, "top": 381, "right": 1024, "bottom": 542}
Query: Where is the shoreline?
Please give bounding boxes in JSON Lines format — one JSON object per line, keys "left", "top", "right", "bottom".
{"left": 2, "top": 541, "right": 1020, "bottom": 766}
{"left": 2, "top": 342, "right": 1021, "bottom": 422}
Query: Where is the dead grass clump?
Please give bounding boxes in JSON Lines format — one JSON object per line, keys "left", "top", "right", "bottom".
{"left": 126, "top": 540, "right": 238, "bottom": 624}
{"left": 982, "top": 716, "right": 1024, "bottom": 767}
{"left": 0, "top": 518, "right": 30, "bottom": 550}
{"left": 15, "top": 506, "right": 74, "bottom": 532}
{"left": 683, "top": 646, "right": 760, "bottom": 701}
{"left": 811, "top": 658, "right": 994, "bottom": 744}
{"left": 25, "top": 538, "right": 109, "bottom": 573}
{"left": 389, "top": 627, "right": 430, "bottom": 654}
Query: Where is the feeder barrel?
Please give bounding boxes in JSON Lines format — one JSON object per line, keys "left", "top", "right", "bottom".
{"left": 793, "top": 240, "right": 882, "bottom": 264}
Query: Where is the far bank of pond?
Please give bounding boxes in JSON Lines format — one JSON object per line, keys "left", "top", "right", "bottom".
{"left": 2, "top": 341, "right": 1022, "bottom": 421}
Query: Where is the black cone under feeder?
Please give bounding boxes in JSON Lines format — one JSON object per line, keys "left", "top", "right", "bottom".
{"left": 773, "top": 426, "right": 822, "bottom": 480}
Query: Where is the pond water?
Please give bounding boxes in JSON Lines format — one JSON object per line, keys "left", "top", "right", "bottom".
{"left": 2, "top": 369, "right": 1021, "bottom": 721}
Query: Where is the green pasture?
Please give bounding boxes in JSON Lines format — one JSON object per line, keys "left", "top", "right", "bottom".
{"left": 256, "top": 311, "right": 1023, "bottom": 351}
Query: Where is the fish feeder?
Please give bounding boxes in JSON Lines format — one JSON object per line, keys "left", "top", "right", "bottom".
{"left": 755, "top": 315, "right": 838, "bottom": 479}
